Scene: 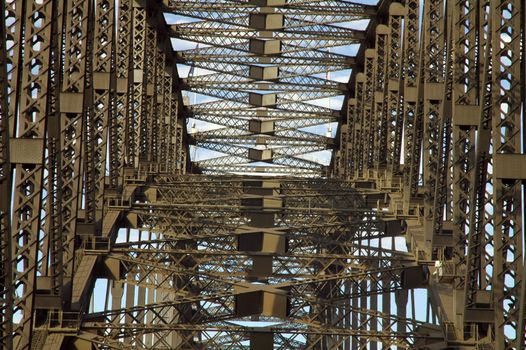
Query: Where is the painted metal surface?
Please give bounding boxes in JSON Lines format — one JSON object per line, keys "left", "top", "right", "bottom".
{"left": 0, "top": 0, "right": 525, "bottom": 348}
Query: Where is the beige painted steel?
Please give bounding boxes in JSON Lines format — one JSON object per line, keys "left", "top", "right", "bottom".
{"left": 2, "top": 0, "right": 525, "bottom": 349}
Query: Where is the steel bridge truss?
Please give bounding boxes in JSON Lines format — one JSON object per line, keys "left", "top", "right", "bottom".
{"left": 170, "top": 0, "right": 373, "bottom": 176}
{"left": 1, "top": 0, "right": 526, "bottom": 349}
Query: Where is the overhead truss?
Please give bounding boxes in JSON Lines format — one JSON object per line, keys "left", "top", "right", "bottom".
{"left": 168, "top": 0, "right": 372, "bottom": 176}
{"left": 1, "top": 0, "right": 526, "bottom": 349}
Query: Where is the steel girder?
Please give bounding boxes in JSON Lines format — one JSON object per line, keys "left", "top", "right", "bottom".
{"left": 334, "top": 0, "right": 526, "bottom": 348}
{"left": 71, "top": 174, "right": 434, "bottom": 349}
{"left": 2, "top": 0, "right": 526, "bottom": 349}
{"left": 1, "top": 0, "right": 187, "bottom": 348}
